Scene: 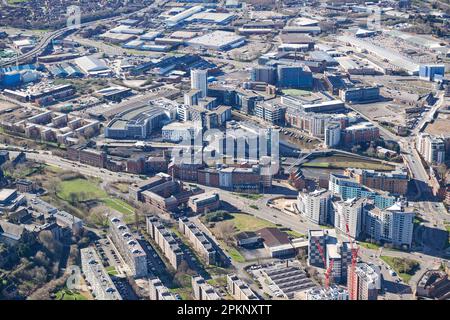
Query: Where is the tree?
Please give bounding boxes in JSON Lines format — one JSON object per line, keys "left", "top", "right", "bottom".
{"left": 34, "top": 251, "right": 50, "bottom": 268}
{"left": 46, "top": 178, "right": 61, "bottom": 197}
{"left": 367, "top": 145, "right": 377, "bottom": 158}
{"left": 216, "top": 221, "right": 236, "bottom": 245}
{"left": 435, "top": 163, "right": 447, "bottom": 180}
{"left": 87, "top": 206, "right": 111, "bottom": 228}
{"left": 351, "top": 145, "right": 360, "bottom": 154}
{"left": 68, "top": 192, "right": 79, "bottom": 205}
{"left": 39, "top": 231, "right": 63, "bottom": 259}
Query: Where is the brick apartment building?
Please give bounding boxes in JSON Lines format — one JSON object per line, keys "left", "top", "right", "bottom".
{"left": 341, "top": 122, "right": 380, "bottom": 145}
{"left": 344, "top": 168, "right": 409, "bottom": 196}
{"left": 67, "top": 145, "right": 107, "bottom": 168}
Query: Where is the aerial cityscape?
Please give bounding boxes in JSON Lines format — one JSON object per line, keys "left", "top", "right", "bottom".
{"left": 0, "top": 0, "right": 449, "bottom": 303}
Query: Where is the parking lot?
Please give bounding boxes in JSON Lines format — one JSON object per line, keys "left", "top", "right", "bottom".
{"left": 95, "top": 239, "right": 124, "bottom": 274}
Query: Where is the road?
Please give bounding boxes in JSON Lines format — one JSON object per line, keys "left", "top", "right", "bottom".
{"left": 4, "top": 147, "right": 140, "bottom": 183}
{"left": 0, "top": 0, "right": 168, "bottom": 67}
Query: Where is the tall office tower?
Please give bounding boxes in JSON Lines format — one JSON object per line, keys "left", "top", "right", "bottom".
{"left": 348, "top": 263, "right": 381, "bottom": 300}
{"left": 191, "top": 69, "right": 208, "bottom": 98}
{"left": 297, "top": 189, "right": 332, "bottom": 225}
{"left": 333, "top": 197, "right": 365, "bottom": 239}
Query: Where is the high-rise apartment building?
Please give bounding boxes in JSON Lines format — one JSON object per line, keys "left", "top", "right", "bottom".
{"left": 365, "top": 201, "right": 414, "bottom": 248}
{"left": 333, "top": 197, "right": 365, "bottom": 239}
{"left": 416, "top": 132, "right": 445, "bottom": 164}
{"left": 348, "top": 263, "right": 381, "bottom": 300}
{"left": 191, "top": 69, "right": 208, "bottom": 98}
{"left": 297, "top": 189, "right": 332, "bottom": 225}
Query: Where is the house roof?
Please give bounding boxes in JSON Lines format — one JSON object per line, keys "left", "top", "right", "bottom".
{"left": 234, "top": 231, "right": 259, "bottom": 241}
{"left": 257, "top": 227, "right": 290, "bottom": 248}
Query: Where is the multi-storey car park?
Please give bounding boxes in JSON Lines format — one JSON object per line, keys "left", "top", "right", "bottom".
{"left": 105, "top": 98, "right": 177, "bottom": 139}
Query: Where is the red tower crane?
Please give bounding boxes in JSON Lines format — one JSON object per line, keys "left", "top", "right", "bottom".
{"left": 334, "top": 202, "right": 361, "bottom": 299}
{"left": 314, "top": 238, "right": 334, "bottom": 289}
{"left": 345, "top": 223, "right": 359, "bottom": 300}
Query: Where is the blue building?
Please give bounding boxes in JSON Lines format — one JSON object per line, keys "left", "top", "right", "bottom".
{"left": 276, "top": 64, "right": 313, "bottom": 89}
{"left": 419, "top": 64, "right": 445, "bottom": 82}
{"left": 1, "top": 71, "right": 21, "bottom": 87}
{"left": 0, "top": 64, "right": 37, "bottom": 87}
{"left": 329, "top": 173, "right": 396, "bottom": 209}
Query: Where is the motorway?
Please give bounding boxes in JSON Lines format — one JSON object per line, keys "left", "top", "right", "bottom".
{"left": 4, "top": 147, "right": 140, "bottom": 183}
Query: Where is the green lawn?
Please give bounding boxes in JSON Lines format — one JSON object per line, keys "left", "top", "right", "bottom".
{"left": 359, "top": 241, "right": 381, "bottom": 250}
{"left": 230, "top": 213, "right": 276, "bottom": 232}
{"left": 207, "top": 276, "right": 227, "bottom": 287}
{"left": 45, "top": 164, "right": 63, "bottom": 173}
{"left": 57, "top": 178, "right": 135, "bottom": 217}
{"left": 55, "top": 289, "right": 87, "bottom": 300}
{"left": 58, "top": 178, "right": 107, "bottom": 200}
{"left": 282, "top": 89, "right": 312, "bottom": 97}
{"left": 103, "top": 198, "right": 134, "bottom": 215}
{"left": 380, "top": 256, "right": 419, "bottom": 283}
{"left": 286, "top": 230, "right": 305, "bottom": 238}
{"left": 105, "top": 266, "right": 118, "bottom": 276}
{"left": 169, "top": 287, "right": 192, "bottom": 300}
{"left": 224, "top": 244, "right": 246, "bottom": 263}
{"left": 232, "top": 193, "right": 263, "bottom": 200}
{"left": 7, "top": 0, "right": 29, "bottom": 4}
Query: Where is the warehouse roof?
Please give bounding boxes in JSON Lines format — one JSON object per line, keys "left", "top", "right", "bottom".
{"left": 187, "top": 31, "right": 245, "bottom": 49}
{"left": 185, "top": 11, "right": 235, "bottom": 24}
{"left": 75, "top": 55, "right": 109, "bottom": 73}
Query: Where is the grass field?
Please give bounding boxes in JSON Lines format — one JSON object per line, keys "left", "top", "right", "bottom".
{"left": 231, "top": 213, "right": 276, "bottom": 232}
{"left": 207, "top": 276, "right": 227, "bottom": 287}
{"left": 380, "top": 256, "right": 419, "bottom": 283}
{"left": 55, "top": 289, "right": 87, "bottom": 300}
{"left": 7, "top": 0, "right": 29, "bottom": 4}
{"left": 286, "top": 230, "right": 305, "bottom": 238}
{"left": 58, "top": 179, "right": 107, "bottom": 200}
{"left": 205, "top": 213, "right": 304, "bottom": 263}
{"left": 359, "top": 241, "right": 381, "bottom": 250}
{"left": 103, "top": 198, "right": 135, "bottom": 215}
{"left": 105, "top": 266, "right": 118, "bottom": 276}
{"left": 445, "top": 223, "right": 450, "bottom": 233}
{"left": 57, "top": 178, "right": 135, "bottom": 216}
{"left": 232, "top": 193, "right": 263, "bottom": 200}
{"left": 281, "top": 89, "right": 312, "bottom": 97}
{"left": 169, "top": 287, "right": 192, "bottom": 300}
